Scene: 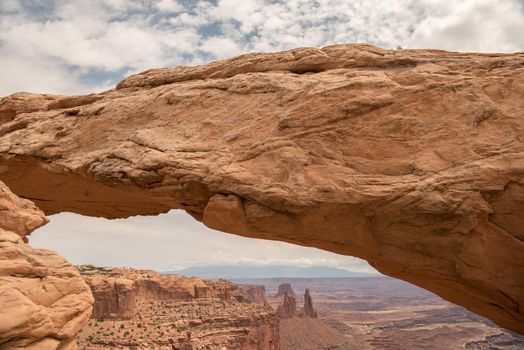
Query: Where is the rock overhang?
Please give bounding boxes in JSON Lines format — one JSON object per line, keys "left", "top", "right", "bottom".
{"left": 0, "top": 44, "right": 523, "bottom": 335}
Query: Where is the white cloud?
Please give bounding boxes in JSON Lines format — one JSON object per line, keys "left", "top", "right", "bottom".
{"left": 0, "top": 0, "right": 22, "bottom": 12}
{"left": 200, "top": 36, "right": 242, "bottom": 58}
{"left": 410, "top": 0, "right": 524, "bottom": 52}
{"left": 156, "top": 0, "right": 184, "bottom": 13}
{"left": 29, "top": 210, "right": 379, "bottom": 274}
{"left": 1, "top": 0, "right": 523, "bottom": 97}
{"left": 211, "top": 0, "right": 261, "bottom": 22}
{"left": 0, "top": 55, "right": 93, "bottom": 96}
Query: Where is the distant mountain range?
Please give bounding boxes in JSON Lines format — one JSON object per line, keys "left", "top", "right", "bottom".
{"left": 164, "top": 265, "right": 378, "bottom": 278}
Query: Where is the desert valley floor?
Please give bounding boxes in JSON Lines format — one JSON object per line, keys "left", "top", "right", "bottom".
{"left": 237, "top": 277, "right": 524, "bottom": 350}
{"left": 75, "top": 266, "right": 524, "bottom": 350}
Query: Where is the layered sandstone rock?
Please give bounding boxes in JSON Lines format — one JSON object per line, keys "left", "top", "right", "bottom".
{"left": 238, "top": 284, "right": 268, "bottom": 305}
{"left": 84, "top": 275, "right": 136, "bottom": 320}
{"left": 303, "top": 289, "right": 317, "bottom": 318}
{"left": 0, "top": 44, "right": 523, "bottom": 333}
{"left": 77, "top": 268, "right": 278, "bottom": 349}
{"left": 276, "top": 283, "right": 296, "bottom": 298}
{"left": 276, "top": 286, "right": 317, "bottom": 319}
{"left": 277, "top": 292, "right": 297, "bottom": 319}
{"left": 0, "top": 181, "right": 93, "bottom": 349}
{"left": 81, "top": 267, "right": 268, "bottom": 320}
{"left": 0, "top": 180, "right": 47, "bottom": 242}
{"left": 243, "top": 313, "right": 280, "bottom": 350}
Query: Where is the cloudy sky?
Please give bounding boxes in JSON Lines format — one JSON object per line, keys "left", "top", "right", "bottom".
{"left": 30, "top": 211, "right": 379, "bottom": 273}
{"left": 3, "top": 0, "right": 524, "bottom": 273}
{"left": 1, "top": 0, "right": 523, "bottom": 96}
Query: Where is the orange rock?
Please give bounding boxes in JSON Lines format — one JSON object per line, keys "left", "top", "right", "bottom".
{"left": 0, "top": 181, "right": 93, "bottom": 349}
{"left": 77, "top": 267, "right": 278, "bottom": 349}
{"left": 0, "top": 44, "right": 523, "bottom": 334}
{"left": 303, "top": 289, "right": 317, "bottom": 318}
{"left": 277, "top": 292, "right": 297, "bottom": 319}
{"left": 80, "top": 267, "right": 268, "bottom": 320}
{"left": 0, "top": 180, "right": 47, "bottom": 241}
{"left": 275, "top": 284, "right": 296, "bottom": 298}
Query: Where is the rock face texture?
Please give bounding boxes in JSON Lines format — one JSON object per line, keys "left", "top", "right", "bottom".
{"left": 84, "top": 275, "right": 136, "bottom": 320}
{"left": 0, "top": 181, "right": 93, "bottom": 349}
{"left": 276, "top": 283, "right": 296, "bottom": 298}
{"left": 277, "top": 292, "right": 297, "bottom": 319}
{"left": 0, "top": 181, "right": 47, "bottom": 242}
{"left": 77, "top": 268, "right": 278, "bottom": 349}
{"left": 238, "top": 284, "right": 269, "bottom": 305}
{"left": 276, "top": 286, "right": 317, "bottom": 319}
{"left": 80, "top": 267, "right": 268, "bottom": 319}
{"left": 303, "top": 289, "right": 317, "bottom": 318}
{"left": 0, "top": 44, "right": 523, "bottom": 333}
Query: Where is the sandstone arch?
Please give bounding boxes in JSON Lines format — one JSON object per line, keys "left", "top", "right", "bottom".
{"left": 0, "top": 44, "right": 523, "bottom": 344}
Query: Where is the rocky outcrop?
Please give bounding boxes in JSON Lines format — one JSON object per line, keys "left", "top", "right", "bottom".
{"left": 303, "top": 289, "right": 317, "bottom": 318}
{"left": 0, "top": 180, "right": 47, "bottom": 242}
{"left": 0, "top": 44, "right": 523, "bottom": 334}
{"left": 0, "top": 181, "right": 93, "bottom": 349}
{"left": 84, "top": 276, "right": 136, "bottom": 320}
{"left": 276, "top": 283, "right": 296, "bottom": 298}
{"left": 238, "top": 284, "right": 268, "bottom": 305}
{"left": 277, "top": 292, "right": 297, "bottom": 319}
{"left": 276, "top": 286, "right": 317, "bottom": 319}
{"left": 77, "top": 268, "right": 279, "bottom": 349}
{"left": 81, "top": 267, "right": 268, "bottom": 319}
{"left": 242, "top": 313, "right": 280, "bottom": 350}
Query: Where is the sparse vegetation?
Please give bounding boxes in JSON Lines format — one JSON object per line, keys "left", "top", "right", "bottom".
{"left": 76, "top": 269, "right": 276, "bottom": 349}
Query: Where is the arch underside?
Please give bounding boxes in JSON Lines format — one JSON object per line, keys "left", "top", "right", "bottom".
{"left": 0, "top": 44, "right": 523, "bottom": 336}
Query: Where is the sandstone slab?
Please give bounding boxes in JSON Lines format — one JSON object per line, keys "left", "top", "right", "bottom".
{"left": 0, "top": 181, "right": 93, "bottom": 349}
{"left": 0, "top": 44, "right": 522, "bottom": 333}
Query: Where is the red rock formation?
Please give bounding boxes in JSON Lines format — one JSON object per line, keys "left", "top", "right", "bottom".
{"left": 242, "top": 313, "right": 280, "bottom": 350}
{"left": 84, "top": 275, "right": 136, "bottom": 319}
{"left": 279, "top": 317, "right": 355, "bottom": 350}
{"left": 82, "top": 268, "right": 268, "bottom": 319}
{"left": 277, "top": 292, "right": 297, "bottom": 319}
{"left": 276, "top": 283, "right": 296, "bottom": 298}
{"left": 0, "top": 181, "right": 93, "bottom": 349}
{"left": 238, "top": 284, "right": 268, "bottom": 305}
{"left": 1, "top": 44, "right": 523, "bottom": 334}
{"left": 0, "top": 180, "right": 47, "bottom": 242}
{"left": 77, "top": 268, "right": 279, "bottom": 349}
{"left": 303, "top": 289, "right": 317, "bottom": 318}
{"left": 177, "top": 332, "right": 193, "bottom": 350}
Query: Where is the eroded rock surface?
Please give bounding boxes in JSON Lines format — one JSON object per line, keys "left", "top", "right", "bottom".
{"left": 0, "top": 181, "right": 93, "bottom": 349}
{"left": 80, "top": 266, "right": 268, "bottom": 320}
{"left": 276, "top": 283, "right": 296, "bottom": 298}
{"left": 77, "top": 267, "right": 278, "bottom": 349}
{"left": 277, "top": 292, "right": 297, "bottom": 319}
{"left": 0, "top": 180, "right": 47, "bottom": 241}
{"left": 0, "top": 44, "right": 523, "bottom": 333}
{"left": 303, "top": 289, "right": 317, "bottom": 318}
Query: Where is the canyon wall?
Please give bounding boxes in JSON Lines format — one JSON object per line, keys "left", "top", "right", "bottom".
{"left": 81, "top": 268, "right": 268, "bottom": 319}
{"left": 0, "top": 181, "right": 93, "bottom": 349}
{"left": 77, "top": 268, "right": 278, "bottom": 349}
{"left": 238, "top": 284, "right": 268, "bottom": 305}
{"left": 276, "top": 284, "right": 296, "bottom": 298}
{"left": 0, "top": 44, "right": 523, "bottom": 334}
{"left": 242, "top": 314, "right": 280, "bottom": 350}
{"left": 83, "top": 274, "right": 136, "bottom": 320}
